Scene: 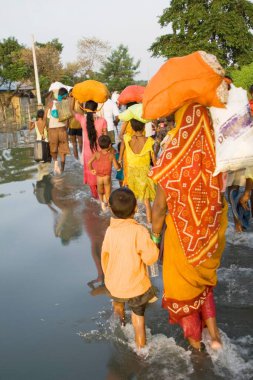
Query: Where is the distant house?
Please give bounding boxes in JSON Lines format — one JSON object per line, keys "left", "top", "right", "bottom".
{"left": 0, "top": 82, "right": 36, "bottom": 126}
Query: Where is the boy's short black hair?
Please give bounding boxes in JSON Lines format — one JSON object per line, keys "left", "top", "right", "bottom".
{"left": 58, "top": 87, "right": 68, "bottom": 97}
{"left": 249, "top": 84, "right": 253, "bottom": 95}
{"left": 109, "top": 188, "right": 137, "bottom": 219}
{"left": 98, "top": 135, "right": 111, "bottom": 149}
{"left": 130, "top": 118, "right": 145, "bottom": 132}
{"left": 37, "top": 109, "right": 44, "bottom": 119}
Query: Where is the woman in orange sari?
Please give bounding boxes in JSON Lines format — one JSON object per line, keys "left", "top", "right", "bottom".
{"left": 150, "top": 102, "right": 228, "bottom": 351}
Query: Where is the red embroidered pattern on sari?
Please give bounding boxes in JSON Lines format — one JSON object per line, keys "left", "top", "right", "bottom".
{"left": 150, "top": 104, "right": 223, "bottom": 267}
{"left": 162, "top": 287, "right": 212, "bottom": 322}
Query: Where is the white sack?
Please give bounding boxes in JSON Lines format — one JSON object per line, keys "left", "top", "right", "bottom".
{"left": 210, "top": 84, "right": 253, "bottom": 175}
{"left": 48, "top": 81, "right": 72, "bottom": 93}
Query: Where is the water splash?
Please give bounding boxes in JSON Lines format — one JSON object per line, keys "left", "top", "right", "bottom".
{"left": 78, "top": 311, "right": 193, "bottom": 380}
{"left": 217, "top": 265, "right": 253, "bottom": 306}
{"left": 202, "top": 329, "right": 253, "bottom": 380}
{"left": 122, "top": 323, "right": 193, "bottom": 379}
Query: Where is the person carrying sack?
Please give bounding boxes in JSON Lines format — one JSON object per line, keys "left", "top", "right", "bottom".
{"left": 44, "top": 87, "right": 70, "bottom": 175}
{"left": 30, "top": 109, "right": 51, "bottom": 163}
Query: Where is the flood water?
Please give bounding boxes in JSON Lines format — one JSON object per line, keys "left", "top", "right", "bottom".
{"left": 0, "top": 130, "right": 253, "bottom": 380}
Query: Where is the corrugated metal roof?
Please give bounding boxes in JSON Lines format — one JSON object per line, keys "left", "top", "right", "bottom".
{"left": 0, "top": 81, "right": 34, "bottom": 91}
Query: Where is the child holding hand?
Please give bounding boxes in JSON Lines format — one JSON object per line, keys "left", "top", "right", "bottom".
{"left": 88, "top": 135, "right": 120, "bottom": 210}
{"left": 101, "top": 188, "right": 159, "bottom": 349}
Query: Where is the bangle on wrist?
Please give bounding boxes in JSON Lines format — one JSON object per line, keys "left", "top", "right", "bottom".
{"left": 151, "top": 233, "right": 161, "bottom": 244}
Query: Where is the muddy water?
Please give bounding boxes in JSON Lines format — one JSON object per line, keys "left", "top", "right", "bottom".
{"left": 0, "top": 131, "right": 252, "bottom": 380}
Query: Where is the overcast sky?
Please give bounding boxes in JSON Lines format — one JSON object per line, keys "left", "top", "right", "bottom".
{"left": 0, "top": 0, "right": 171, "bottom": 80}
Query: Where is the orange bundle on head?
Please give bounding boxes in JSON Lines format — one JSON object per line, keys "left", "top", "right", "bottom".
{"left": 118, "top": 85, "right": 145, "bottom": 105}
{"left": 71, "top": 80, "right": 110, "bottom": 104}
{"left": 143, "top": 51, "right": 227, "bottom": 119}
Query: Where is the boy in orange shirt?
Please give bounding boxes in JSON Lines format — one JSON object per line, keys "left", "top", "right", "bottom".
{"left": 101, "top": 188, "right": 159, "bottom": 349}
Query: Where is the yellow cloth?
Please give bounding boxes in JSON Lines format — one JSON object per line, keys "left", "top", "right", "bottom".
{"left": 124, "top": 134, "right": 154, "bottom": 167}
{"left": 125, "top": 121, "right": 134, "bottom": 135}
{"left": 163, "top": 202, "right": 228, "bottom": 304}
{"left": 150, "top": 102, "right": 228, "bottom": 321}
{"left": 118, "top": 103, "right": 151, "bottom": 124}
{"left": 121, "top": 122, "right": 146, "bottom": 186}
{"left": 124, "top": 134, "right": 156, "bottom": 201}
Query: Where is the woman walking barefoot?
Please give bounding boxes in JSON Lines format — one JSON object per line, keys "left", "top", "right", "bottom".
{"left": 70, "top": 99, "right": 107, "bottom": 198}
{"left": 150, "top": 103, "right": 227, "bottom": 351}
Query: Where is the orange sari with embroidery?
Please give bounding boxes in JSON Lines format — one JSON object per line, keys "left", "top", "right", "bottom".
{"left": 150, "top": 103, "right": 228, "bottom": 329}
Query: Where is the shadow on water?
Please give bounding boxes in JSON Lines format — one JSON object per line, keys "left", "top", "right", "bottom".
{"left": 0, "top": 135, "right": 253, "bottom": 379}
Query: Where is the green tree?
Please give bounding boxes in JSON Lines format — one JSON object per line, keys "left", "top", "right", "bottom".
{"left": 0, "top": 37, "right": 29, "bottom": 87}
{"left": 230, "top": 62, "right": 253, "bottom": 90}
{"left": 97, "top": 45, "right": 140, "bottom": 92}
{"left": 61, "top": 62, "right": 83, "bottom": 86}
{"left": 150, "top": 0, "right": 253, "bottom": 67}
{"left": 36, "top": 38, "right": 63, "bottom": 53}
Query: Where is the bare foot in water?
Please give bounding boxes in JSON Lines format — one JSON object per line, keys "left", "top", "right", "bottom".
{"left": 211, "top": 339, "right": 222, "bottom": 350}
{"left": 101, "top": 202, "right": 108, "bottom": 211}
{"left": 54, "top": 161, "right": 61, "bottom": 175}
{"left": 188, "top": 338, "right": 204, "bottom": 351}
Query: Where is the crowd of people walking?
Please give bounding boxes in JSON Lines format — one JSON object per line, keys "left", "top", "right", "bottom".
{"left": 30, "top": 50, "right": 253, "bottom": 353}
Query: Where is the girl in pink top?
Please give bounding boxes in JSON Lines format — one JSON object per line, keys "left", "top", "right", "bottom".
{"left": 71, "top": 99, "right": 107, "bottom": 198}
{"left": 88, "top": 135, "right": 120, "bottom": 211}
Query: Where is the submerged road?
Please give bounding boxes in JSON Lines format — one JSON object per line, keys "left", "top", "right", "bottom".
{"left": 0, "top": 130, "right": 252, "bottom": 380}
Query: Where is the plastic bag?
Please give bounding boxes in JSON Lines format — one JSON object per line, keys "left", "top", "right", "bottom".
{"left": 210, "top": 84, "right": 253, "bottom": 175}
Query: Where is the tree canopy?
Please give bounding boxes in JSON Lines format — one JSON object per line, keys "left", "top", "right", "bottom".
{"left": 0, "top": 37, "right": 142, "bottom": 101}
{"left": 97, "top": 45, "right": 140, "bottom": 92}
{"left": 35, "top": 38, "right": 63, "bottom": 53}
{"left": 230, "top": 62, "right": 253, "bottom": 90}
{"left": 150, "top": 0, "right": 253, "bottom": 68}
{"left": 0, "top": 37, "right": 29, "bottom": 87}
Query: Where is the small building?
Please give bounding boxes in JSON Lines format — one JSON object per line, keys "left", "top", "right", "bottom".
{"left": 0, "top": 82, "right": 36, "bottom": 127}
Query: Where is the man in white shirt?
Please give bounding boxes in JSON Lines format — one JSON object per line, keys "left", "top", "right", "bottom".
{"left": 101, "top": 97, "right": 120, "bottom": 144}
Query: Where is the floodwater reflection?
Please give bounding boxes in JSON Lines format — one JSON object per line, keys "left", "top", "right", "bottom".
{"left": 0, "top": 139, "right": 253, "bottom": 380}
{"left": 33, "top": 172, "right": 83, "bottom": 245}
{"left": 33, "top": 166, "right": 110, "bottom": 295}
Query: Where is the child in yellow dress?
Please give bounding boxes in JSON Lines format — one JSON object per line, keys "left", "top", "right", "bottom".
{"left": 119, "top": 119, "right": 156, "bottom": 223}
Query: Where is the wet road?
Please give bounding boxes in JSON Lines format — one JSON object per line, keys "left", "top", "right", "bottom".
{"left": 0, "top": 131, "right": 252, "bottom": 380}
